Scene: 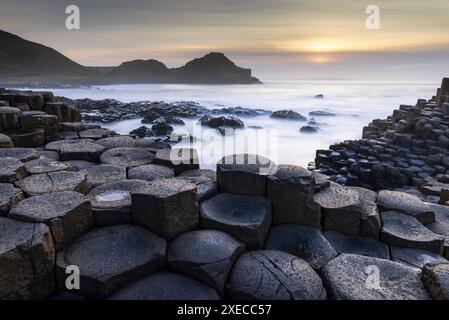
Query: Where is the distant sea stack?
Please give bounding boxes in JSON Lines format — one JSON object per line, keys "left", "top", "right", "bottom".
{"left": 0, "top": 30, "right": 261, "bottom": 85}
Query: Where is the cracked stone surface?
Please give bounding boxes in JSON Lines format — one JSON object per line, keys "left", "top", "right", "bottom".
{"left": 100, "top": 147, "right": 154, "bottom": 168}
{"left": 96, "top": 136, "right": 135, "bottom": 150}
{"left": 391, "top": 247, "right": 448, "bottom": 268}
{"left": 60, "top": 140, "right": 106, "bottom": 162}
{"left": 350, "top": 187, "right": 381, "bottom": 239}
{"left": 381, "top": 211, "right": 444, "bottom": 254}
{"left": 153, "top": 148, "right": 199, "bottom": 175}
{"left": 109, "top": 271, "right": 219, "bottom": 300}
{"left": 264, "top": 224, "right": 337, "bottom": 269}
{"left": 14, "top": 171, "right": 89, "bottom": 196}
{"left": 422, "top": 263, "right": 449, "bottom": 300}
{"left": 227, "top": 250, "right": 326, "bottom": 300}
{"left": 78, "top": 128, "right": 114, "bottom": 139}
{"left": 267, "top": 165, "right": 320, "bottom": 227}
{"left": 9, "top": 191, "right": 94, "bottom": 250}
{"left": 0, "top": 157, "right": 26, "bottom": 182}
{"left": 0, "top": 183, "right": 24, "bottom": 216}
{"left": 0, "top": 217, "right": 55, "bottom": 299}
{"left": 80, "top": 164, "right": 127, "bottom": 188}
{"left": 128, "top": 164, "right": 175, "bottom": 181}
{"left": 178, "top": 169, "right": 218, "bottom": 202}
{"left": 0, "top": 148, "right": 38, "bottom": 162}
{"left": 45, "top": 139, "right": 93, "bottom": 152}
{"left": 168, "top": 230, "right": 245, "bottom": 296}
{"left": 62, "top": 160, "right": 97, "bottom": 171}
{"left": 56, "top": 224, "right": 166, "bottom": 299}
{"left": 200, "top": 193, "right": 271, "bottom": 249}
{"left": 322, "top": 254, "right": 431, "bottom": 300}
{"left": 216, "top": 154, "right": 277, "bottom": 196}
{"left": 324, "top": 231, "right": 390, "bottom": 259}
{"left": 37, "top": 150, "right": 60, "bottom": 161}
{"left": 377, "top": 190, "right": 435, "bottom": 224}
{"left": 24, "top": 158, "right": 70, "bottom": 174}
{"left": 88, "top": 179, "right": 148, "bottom": 226}
{"left": 132, "top": 178, "right": 198, "bottom": 239}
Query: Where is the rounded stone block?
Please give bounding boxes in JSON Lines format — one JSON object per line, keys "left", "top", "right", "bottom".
{"left": 391, "top": 247, "right": 448, "bottom": 268}
{"left": 0, "top": 183, "right": 24, "bottom": 216}
{"left": 153, "top": 148, "right": 199, "bottom": 175}
{"left": 100, "top": 147, "right": 154, "bottom": 168}
{"left": 324, "top": 231, "right": 390, "bottom": 259}
{"left": 9, "top": 191, "right": 94, "bottom": 250}
{"left": 109, "top": 271, "right": 219, "bottom": 300}
{"left": 199, "top": 193, "right": 272, "bottom": 249}
{"left": 80, "top": 164, "right": 126, "bottom": 188}
{"left": 56, "top": 224, "right": 166, "bottom": 299}
{"left": 0, "top": 107, "right": 21, "bottom": 130}
{"left": 0, "top": 148, "right": 39, "bottom": 162}
{"left": 0, "top": 133, "right": 14, "bottom": 148}
{"left": 79, "top": 128, "right": 114, "bottom": 140}
{"left": 264, "top": 224, "right": 337, "bottom": 269}
{"left": 14, "top": 171, "right": 88, "bottom": 196}
{"left": 178, "top": 169, "right": 218, "bottom": 202}
{"left": 44, "top": 102, "right": 80, "bottom": 122}
{"left": 128, "top": 164, "right": 175, "bottom": 181}
{"left": 24, "top": 158, "right": 70, "bottom": 174}
{"left": 96, "top": 136, "right": 135, "bottom": 150}
{"left": 45, "top": 139, "right": 93, "bottom": 152}
{"left": 0, "top": 157, "right": 26, "bottom": 183}
{"left": 60, "top": 140, "right": 106, "bottom": 163}
{"left": 168, "top": 230, "right": 245, "bottom": 296}
{"left": 216, "top": 154, "right": 277, "bottom": 196}
{"left": 227, "top": 250, "right": 326, "bottom": 300}
{"left": 422, "top": 262, "right": 449, "bottom": 300}
{"left": 132, "top": 178, "right": 199, "bottom": 239}
{"left": 6, "top": 128, "right": 45, "bottom": 148}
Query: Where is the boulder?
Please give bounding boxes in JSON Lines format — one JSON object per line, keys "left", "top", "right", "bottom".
{"left": 178, "top": 169, "right": 218, "bottom": 202}
{"left": 264, "top": 225, "right": 337, "bottom": 269}
{"left": 109, "top": 271, "right": 219, "bottom": 300}
{"left": 300, "top": 126, "right": 318, "bottom": 134}
{"left": 79, "top": 128, "right": 114, "bottom": 140}
{"left": 60, "top": 140, "right": 106, "bottom": 163}
{"left": 0, "top": 148, "right": 38, "bottom": 162}
{"left": 216, "top": 154, "right": 277, "bottom": 196}
{"left": 9, "top": 191, "right": 94, "bottom": 250}
{"left": 153, "top": 148, "right": 199, "bottom": 174}
{"left": 324, "top": 231, "right": 390, "bottom": 259}
{"left": 0, "top": 133, "right": 13, "bottom": 148}
{"left": 151, "top": 122, "right": 174, "bottom": 136}
{"left": 391, "top": 247, "right": 448, "bottom": 268}
{"left": 128, "top": 164, "right": 175, "bottom": 181}
{"left": 309, "top": 111, "right": 336, "bottom": 116}
{"left": 199, "top": 193, "right": 271, "bottom": 249}
{"left": 134, "top": 138, "right": 171, "bottom": 153}
{"left": 381, "top": 211, "right": 444, "bottom": 254}
{"left": 322, "top": 254, "right": 430, "bottom": 300}
{"left": 0, "top": 157, "right": 26, "bottom": 183}
{"left": 96, "top": 136, "right": 135, "bottom": 150}
{"left": 80, "top": 164, "right": 126, "bottom": 188}
{"left": 0, "top": 183, "right": 24, "bottom": 216}
{"left": 6, "top": 128, "right": 45, "bottom": 148}
{"left": 129, "top": 126, "right": 153, "bottom": 138}
{"left": 0, "top": 107, "right": 21, "bottom": 130}
{"left": 422, "top": 262, "right": 449, "bottom": 300}
{"left": 100, "top": 147, "right": 154, "bottom": 168}
{"left": 267, "top": 165, "right": 320, "bottom": 228}
{"left": 56, "top": 225, "right": 166, "bottom": 299}
{"left": 14, "top": 171, "right": 89, "bottom": 196}
{"left": 0, "top": 217, "right": 55, "bottom": 299}
{"left": 24, "top": 158, "right": 70, "bottom": 174}
{"left": 377, "top": 190, "right": 435, "bottom": 224}
{"left": 141, "top": 111, "right": 162, "bottom": 124}
{"left": 270, "top": 110, "right": 307, "bottom": 121}
{"left": 168, "top": 230, "right": 245, "bottom": 296}
{"left": 199, "top": 115, "right": 244, "bottom": 129}
{"left": 88, "top": 179, "right": 148, "bottom": 226}
{"left": 227, "top": 250, "right": 326, "bottom": 300}
{"left": 132, "top": 178, "right": 199, "bottom": 239}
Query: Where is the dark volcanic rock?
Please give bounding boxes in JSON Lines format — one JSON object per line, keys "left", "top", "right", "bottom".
{"left": 309, "top": 110, "right": 336, "bottom": 117}
{"left": 199, "top": 115, "right": 244, "bottom": 129}
{"left": 128, "top": 164, "right": 175, "bottom": 181}
{"left": 129, "top": 126, "right": 153, "bottom": 138}
{"left": 9, "top": 191, "right": 94, "bottom": 250}
{"left": 14, "top": 171, "right": 88, "bottom": 196}
{"left": 153, "top": 148, "right": 199, "bottom": 174}
{"left": 45, "top": 139, "right": 93, "bottom": 152}
{"left": 24, "top": 158, "right": 70, "bottom": 174}
{"left": 322, "top": 254, "right": 430, "bottom": 300}
{"left": 264, "top": 225, "right": 337, "bottom": 269}
{"left": 0, "top": 183, "right": 24, "bottom": 216}
{"left": 80, "top": 164, "right": 127, "bottom": 188}
{"left": 56, "top": 225, "right": 166, "bottom": 299}
{"left": 270, "top": 110, "right": 307, "bottom": 121}
{"left": 60, "top": 140, "right": 106, "bottom": 163}
{"left": 0, "top": 217, "right": 55, "bottom": 299}
{"left": 78, "top": 128, "right": 114, "bottom": 140}
{"left": 300, "top": 126, "right": 318, "bottom": 134}
{"left": 178, "top": 169, "right": 218, "bottom": 202}
{"left": 151, "top": 122, "right": 174, "bottom": 136}
{"left": 0, "top": 148, "right": 38, "bottom": 162}
{"left": 168, "top": 230, "right": 245, "bottom": 296}
{"left": 422, "top": 262, "right": 449, "bottom": 300}
{"left": 0, "top": 157, "right": 26, "bottom": 182}
{"left": 96, "top": 136, "right": 135, "bottom": 150}
{"left": 109, "top": 271, "right": 219, "bottom": 300}
{"left": 63, "top": 160, "right": 96, "bottom": 172}
{"left": 100, "top": 147, "right": 154, "bottom": 168}
{"left": 324, "top": 231, "right": 390, "bottom": 259}
{"left": 227, "top": 250, "right": 326, "bottom": 300}
{"left": 0, "top": 107, "right": 21, "bottom": 130}
{"left": 5, "top": 128, "right": 45, "bottom": 148}
{"left": 390, "top": 247, "right": 448, "bottom": 268}
{"left": 0, "top": 133, "right": 13, "bottom": 148}
{"left": 132, "top": 178, "right": 199, "bottom": 239}
{"left": 200, "top": 193, "right": 271, "bottom": 249}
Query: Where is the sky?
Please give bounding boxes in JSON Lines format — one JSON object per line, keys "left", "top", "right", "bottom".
{"left": 1, "top": 0, "right": 449, "bottom": 80}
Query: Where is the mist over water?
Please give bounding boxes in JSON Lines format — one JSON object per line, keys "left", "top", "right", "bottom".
{"left": 39, "top": 80, "right": 438, "bottom": 169}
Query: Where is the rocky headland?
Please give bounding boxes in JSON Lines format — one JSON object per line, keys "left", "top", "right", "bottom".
{"left": 1, "top": 83, "right": 449, "bottom": 300}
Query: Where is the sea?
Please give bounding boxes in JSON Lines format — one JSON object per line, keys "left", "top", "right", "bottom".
{"left": 26, "top": 80, "right": 439, "bottom": 170}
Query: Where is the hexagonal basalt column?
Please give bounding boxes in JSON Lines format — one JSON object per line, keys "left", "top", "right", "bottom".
{"left": 0, "top": 157, "right": 26, "bottom": 183}
{"left": 0, "top": 107, "right": 21, "bottom": 131}
{"left": 0, "top": 148, "right": 39, "bottom": 162}
{"left": 44, "top": 102, "right": 80, "bottom": 122}
{"left": 132, "top": 178, "right": 199, "bottom": 239}
{"left": 0, "top": 183, "right": 24, "bottom": 216}
{"left": 60, "top": 140, "right": 106, "bottom": 163}
{"left": 153, "top": 148, "right": 199, "bottom": 175}
{"left": 100, "top": 147, "right": 154, "bottom": 168}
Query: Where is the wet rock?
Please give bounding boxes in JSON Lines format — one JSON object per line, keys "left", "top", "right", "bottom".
{"left": 324, "top": 231, "right": 390, "bottom": 259}
{"left": 9, "top": 191, "right": 93, "bottom": 250}
{"left": 0, "top": 217, "right": 55, "bottom": 299}
{"left": 56, "top": 225, "right": 166, "bottom": 299}
{"left": 381, "top": 211, "right": 444, "bottom": 254}
{"left": 264, "top": 225, "right": 337, "bottom": 269}
{"left": 132, "top": 178, "right": 199, "bottom": 239}
{"left": 227, "top": 250, "right": 326, "bottom": 300}
{"left": 0, "top": 157, "right": 26, "bottom": 183}
{"left": 60, "top": 140, "right": 106, "bottom": 163}
{"left": 267, "top": 165, "right": 320, "bottom": 228}
{"left": 153, "top": 148, "right": 199, "bottom": 174}
{"left": 178, "top": 169, "right": 218, "bottom": 202}
{"left": 141, "top": 111, "right": 162, "bottom": 124}
{"left": 391, "top": 247, "right": 448, "bottom": 268}
{"left": 100, "top": 147, "right": 154, "bottom": 168}
{"left": 128, "top": 164, "right": 175, "bottom": 181}
{"left": 80, "top": 164, "right": 126, "bottom": 188}
{"left": 168, "top": 230, "right": 245, "bottom": 296}
{"left": 216, "top": 154, "right": 277, "bottom": 196}
{"left": 199, "top": 115, "right": 244, "bottom": 129}
{"left": 14, "top": 171, "right": 88, "bottom": 196}
{"left": 129, "top": 126, "right": 153, "bottom": 138}
{"left": 88, "top": 179, "right": 148, "bottom": 226}
{"left": 151, "top": 122, "right": 174, "bottom": 136}
{"left": 0, "top": 183, "right": 24, "bottom": 216}
{"left": 44, "top": 102, "right": 80, "bottom": 122}
{"left": 154, "top": 116, "right": 185, "bottom": 125}
{"left": 300, "top": 126, "right": 318, "bottom": 134}
{"left": 63, "top": 160, "right": 96, "bottom": 172}
{"left": 322, "top": 254, "right": 430, "bottom": 300}
{"left": 314, "top": 94, "right": 324, "bottom": 99}
{"left": 79, "top": 128, "right": 114, "bottom": 140}
{"left": 270, "top": 110, "right": 307, "bottom": 121}
{"left": 200, "top": 193, "right": 271, "bottom": 249}
{"left": 109, "top": 271, "right": 219, "bottom": 300}
{"left": 0, "top": 107, "right": 21, "bottom": 130}
{"left": 309, "top": 110, "right": 335, "bottom": 117}
{"left": 377, "top": 190, "right": 435, "bottom": 224}
{"left": 0, "top": 148, "right": 38, "bottom": 162}
{"left": 24, "top": 158, "right": 70, "bottom": 174}
{"left": 422, "top": 262, "right": 449, "bottom": 300}
{"left": 20, "top": 113, "right": 60, "bottom": 138}
{"left": 0, "top": 133, "right": 13, "bottom": 148}
{"left": 134, "top": 138, "right": 171, "bottom": 153}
